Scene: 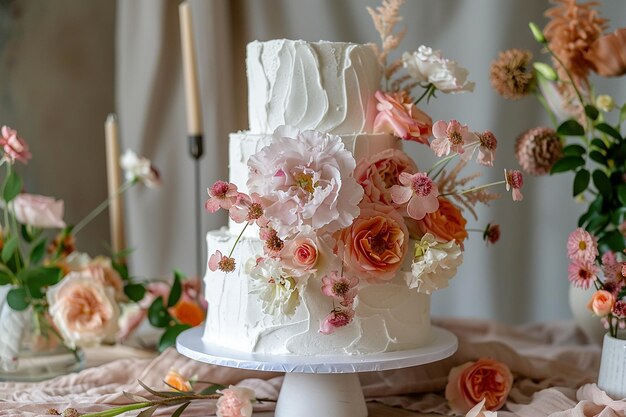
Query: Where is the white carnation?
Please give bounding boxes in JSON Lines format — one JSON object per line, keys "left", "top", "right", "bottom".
{"left": 402, "top": 46, "right": 474, "bottom": 94}
{"left": 246, "top": 257, "right": 300, "bottom": 318}
{"left": 408, "top": 233, "right": 463, "bottom": 294}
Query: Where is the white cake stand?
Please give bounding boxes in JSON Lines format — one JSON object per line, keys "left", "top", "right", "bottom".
{"left": 177, "top": 326, "right": 457, "bottom": 417}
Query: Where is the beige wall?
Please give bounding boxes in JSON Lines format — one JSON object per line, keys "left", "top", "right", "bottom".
{"left": 0, "top": 1, "right": 115, "bottom": 256}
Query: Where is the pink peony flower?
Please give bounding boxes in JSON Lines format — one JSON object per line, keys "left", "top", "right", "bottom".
{"left": 373, "top": 90, "right": 432, "bottom": 143}
{"left": 208, "top": 250, "right": 236, "bottom": 273}
{"left": 321, "top": 271, "right": 359, "bottom": 307}
{"left": 567, "top": 228, "right": 598, "bottom": 264}
{"left": 504, "top": 169, "right": 524, "bottom": 201}
{"left": 247, "top": 125, "right": 363, "bottom": 239}
{"left": 205, "top": 180, "right": 239, "bottom": 213}
{"left": 337, "top": 202, "right": 408, "bottom": 282}
{"left": 319, "top": 307, "right": 355, "bottom": 335}
{"left": 11, "top": 193, "right": 66, "bottom": 229}
{"left": 216, "top": 385, "right": 255, "bottom": 417}
{"left": 119, "top": 149, "right": 161, "bottom": 188}
{"left": 46, "top": 271, "right": 120, "bottom": 349}
{"left": 228, "top": 192, "right": 266, "bottom": 225}
{"left": 431, "top": 119, "right": 469, "bottom": 157}
{"left": 568, "top": 260, "right": 599, "bottom": 289}
{"left": 390, "top": 172, "right": 440, "bottom": 220}
{"left": 0, "top": 126, "right": 32, "bottom": 164}
{"left": 587, "top": 290, "right": 615, "bottom": 317}
{"left": 445, "top": 358, "right": 513, "bottom": 413}
{"left": 354, "top": 148, "right": 418, "bottom": 207}
{"left": 476, "top": 131, "right": 498, "bottom": 166}
{"left": 280, "top": 226, "right": 339, "bottom": 277}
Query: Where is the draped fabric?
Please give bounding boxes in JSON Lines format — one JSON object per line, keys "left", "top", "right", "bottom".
{"left": 116, "top": 0, "right": 626, "bottom": 324}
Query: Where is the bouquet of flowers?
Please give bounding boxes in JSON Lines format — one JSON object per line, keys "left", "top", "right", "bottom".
{"left": 205, "top": 0, "right": 522, "bottom": 334}
{"left": 0, "top": 125, "right": 204, "bottom": 373}
{"left": 490, "top": 0, "right": 626, "bottom": 336}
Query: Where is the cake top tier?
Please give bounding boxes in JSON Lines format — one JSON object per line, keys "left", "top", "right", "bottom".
{"left": 246, "top": 39, "right": 382, "bottom": 135}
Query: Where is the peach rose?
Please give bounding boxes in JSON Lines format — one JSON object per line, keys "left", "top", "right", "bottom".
{"left": 280, "top": 226, "right": 339, "bottom": 277}
{"left": 587, "top": 289, "right": 614, "bottom": 317}
{"left": 417, "top": 197, "right": 468, "bottom": 249}
{"left": 354, "top": 148, "right": 418, "bottom": 207}
{"left": 88, "top": 256, "right": 125, "bottom": 301}
{"left": 217, "top": 385, "right": 255, "bottom": 417}
{"left": 337, "top": 202, "right": 408, "bottom": 282}
{"left": 47, "top": 271, "right": 120, "bottom": 349}
{"left": 445, "top": 358, "right": 513, "bottom": 413}
{"left": 164, "top": 369, "right": 192, "bottom": 392}
{"left": 373, "top": 90, "right": 432, "bottom": 144}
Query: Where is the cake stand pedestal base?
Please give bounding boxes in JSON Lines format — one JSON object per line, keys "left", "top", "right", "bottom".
{"left": 177, "top": 326, "right": 457, "bottom": 417}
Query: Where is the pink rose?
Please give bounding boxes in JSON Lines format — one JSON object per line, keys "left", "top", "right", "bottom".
{"left": 445, "top": 358, "right": 513, "bottom": 413}
{"left": 280, "top": 226, "right": 339, "bottom": 277}
{"left": 0, "top": 125, "right": 32, "bottom": 164}
{"left": 47, "top": 271, "right": 120, "bottom": 348}
{"left": 11, "top": 193, "right": 66, "bottom": 229}
{"left": 588, "top": 290, "right": 615, "bottom": 317}
{"left": 354, "top": 148, "right": 418, "bottom": 207}
{"left": 216, "top": 385, "right": 255, "bottom": 417}
{"left": 373, "top": 90, "right": 432, "bottom": 143}
{"left": 337, "top": 202, "right": 408, "bottom": 282}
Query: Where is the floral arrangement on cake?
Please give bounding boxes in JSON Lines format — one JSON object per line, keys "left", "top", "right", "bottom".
{"left": 490, "top": 0, "right": 626, "bottom": 336}
{"left": 206, "top": 0, "right": 523, "bottom": 335}
{"left": 0, "top": 125, "right": 204, "bottom": 369}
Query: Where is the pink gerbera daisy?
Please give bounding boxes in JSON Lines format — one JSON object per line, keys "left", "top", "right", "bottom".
{"left": 567, "top": 228, "right": 598, "bottom": 263}
{"left": 390, "top": 172, "right": 439, "bottom": 220}
{"left": 567, "top": 260, "right": 598, "bottom": 289}
{"left": 430, "top": 119, "right": 469, "bottom": 157}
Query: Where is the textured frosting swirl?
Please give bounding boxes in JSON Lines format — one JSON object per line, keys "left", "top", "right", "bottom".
{"left": 247, "top": 40, "right": 382, "bottom": 134}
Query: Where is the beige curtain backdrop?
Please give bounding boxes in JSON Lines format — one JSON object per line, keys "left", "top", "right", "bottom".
{"left": 116, "top": 0, "right": 626, "bottom": 324}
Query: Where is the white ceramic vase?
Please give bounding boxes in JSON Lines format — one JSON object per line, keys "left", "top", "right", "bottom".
{"left": 598, "top": 333, "right": 626, "bottom": 399}
{"left": 569, "top": 285, "right": 606, "bottom": 345}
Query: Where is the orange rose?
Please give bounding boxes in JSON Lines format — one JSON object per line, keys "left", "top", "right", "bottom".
{"left": 587, "top": 289, "right": 614, "bottom": 317}
{"left": 445, "top": 358, "right": 513, "bottom": 413}
{"left": 169, "top": 300, "right": 205, "bottom": 327}
{"left": 417, "top": 198, "right": 468, "bottom": 248}
{"left": 337, "top": 202, "right": 408, "bottom": 282}
{"left": 164, "top": 369, "right": 192, "bottom": 392}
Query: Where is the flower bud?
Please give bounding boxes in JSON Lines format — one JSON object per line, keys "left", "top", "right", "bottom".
{"left": 596, "top": 94, "right": 615, "bottom": 112}
{"left": 529, "top": 22, "right": 546, "bottom": 44}
{"left": 533, "top": 62, "right": 558, "bottom": 81}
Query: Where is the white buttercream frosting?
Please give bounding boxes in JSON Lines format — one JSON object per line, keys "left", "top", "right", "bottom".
{"left": 203, "top": 229, "right": 431, "bottom": 355}
{"left": 247, "top": 40, "right": 381, "bottom": 135}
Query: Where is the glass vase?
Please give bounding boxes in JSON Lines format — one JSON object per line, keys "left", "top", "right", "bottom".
{"left": 0, "top": 288, "right": 84, "bottom": 381}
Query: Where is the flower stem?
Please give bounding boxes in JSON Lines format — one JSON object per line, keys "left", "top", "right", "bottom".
{"left": 441, "top": 180, "right": 506, "bottom": 197}
{"left": 534, "top": 89, "right": 558, "bottom": 128}
{"left": 228, "top": 222, "right": 249, "bottom": 258}
{"left": 73, "top": 180, "right": 135, "bottom": 237}
{"left": 80, "top": 402, "right": 152, "bottom": 417}
{"left": 414, "top": 84, "right": 433, "bottom": 105}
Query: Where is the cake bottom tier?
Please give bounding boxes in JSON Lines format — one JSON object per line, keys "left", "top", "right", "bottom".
{"left": 203, "top": 229, "right": 431, "bottom": 355}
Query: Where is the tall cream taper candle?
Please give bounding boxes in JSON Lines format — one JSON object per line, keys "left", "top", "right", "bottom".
{"left": 105, "top": 113, "right": 126, "bottom": 259}
{"left": 179, "top": 1, "right": 203, "bottom": 136}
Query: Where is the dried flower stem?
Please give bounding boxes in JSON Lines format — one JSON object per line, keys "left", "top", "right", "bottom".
{"left": 442, "top": 180, "right": 505, "bottom": 197}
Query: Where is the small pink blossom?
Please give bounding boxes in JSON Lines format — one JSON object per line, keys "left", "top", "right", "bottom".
{"left": 568, "top": 260, "right": 598, "bottom": 289}
{"left": 567, "top": 228, "right": 598, "bottom": 264}
{"left": 205, "top": 180, "right": 239, "bottom": 213}
{"left": 0, "top": 126, "right": 31, "bottom": 164}
{"left": 601, "top": 251, "right": 624, "bottom": 282}
{"left": 612, "top": 300, "right": 626, "bottom": 319}
{"left": 390, "top": 172, "right": 439, "bottom": 220}
{"left": 430, "top": 119, "right": 469, "bottom": 157}
{"left": 504, "top": 169, "right": 524, "bottom": 201}
{"left": 208, "top": 250, "right": 235, "bottom": 273}
{"left": 373, "top": 90, "right": 432, "bottom": 143}
{"left": 262, "top": 227, "right": 284, "bottom": 258}
{"left": 216, "top": 385, "right": 255, "bottom": 417}
{"left": 476, "top": 131, "right": 498, "bottom": 166}
{"left": 228, "top": 192, "right": 265, "bottom": 225}
{"left": 319, "top": 307, "right": 355, "bottom": 335}
{"left": 321, "top": 271, "right": 359, "bottom": 307}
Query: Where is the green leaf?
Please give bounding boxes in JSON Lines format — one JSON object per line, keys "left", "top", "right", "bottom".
{"left": 0, "top": 269, "right": 12, "bottom": 285}
{"left": 29, "top": 239, "right": 47, "bottom": 265}
{"left": 124, "top": 283, "right": 146, "bottom": 302}
{"left": 2, "top": 169, "right": 22, "bottom": 203}
{"left": 112, "top": 261, "right": 130, "bottom": 281}
{"left": 137, "top": 405, "right": 159, "bottom": 417}
{"left": 557, "top": 119, "right": 585, "bottom": 136}
{"left": 137, "top": 380, "right": 186, "bottom": 398}
{"left": 148, "top": 297, "right": 171, "bottom": 328}
{"left": 589, "top": 150, "right": 607, "bottom": 165}
{"left": 585, "top": 105, "right": 600, "bottom": 121}
{"left": 198, "top": 384, "right": 225, "bottom": 395}
{"left": 550, "top": 156, "right": 585, "bottom": 174}
{"left": 167, "top": 273, "right": 183, "bottom": 308}
{"left": 620, "top": 103, "right": 626, "bottom": 124}
{"left": 158, "top": 323, "right": 192, "bottom": 352}
{"left": 587, "top": 213, "right": 610, "bottom": 234}
{"left": 562, "top": 144, "right": 586, "bottom": 157}
{"left": 619, "top": 185, "right": 626, "bottom": 206}
{"left": 19, "top": 267, "right": 62, "bottom": 299}
{"left": 573, "top": 169, "right": 590, "bottom": 197}
{"left": 595, "top": 122, "right": 622, "bottom": 140}
{"left": 592, "top": 170, "right": 612, "bottom": 196}
{"left": 7, "top": 287, "right": 29, "bottom": 310}
{"left": 1, "top": 235, "right": 18, "bottom": 263}
{"left": 171, "top": 402, "right": 191, "bottom": 417}
{"left": 591, "top": 138, "right": 608, "bottom": 150}
{"left": 598, "top": 230, "right": 626, "bottom": 252}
